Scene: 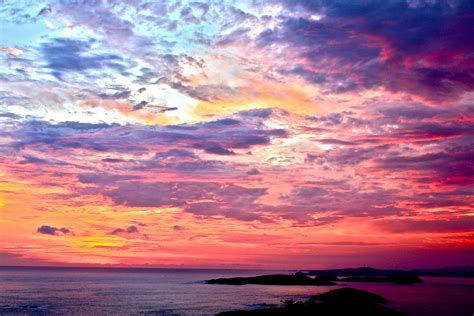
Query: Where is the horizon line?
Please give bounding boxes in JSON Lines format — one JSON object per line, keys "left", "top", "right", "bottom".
{"left": 1, "top": 264, "right": 471, "bottom": 271}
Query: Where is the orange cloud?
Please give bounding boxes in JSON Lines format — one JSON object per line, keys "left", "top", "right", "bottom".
{"left": 191, "top": 80, "right": 318, "bottom": 119}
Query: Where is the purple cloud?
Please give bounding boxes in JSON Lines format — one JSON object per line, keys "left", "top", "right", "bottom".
{"left": 37, "top": 225, "right": 72, "bottom": 236}
{"left": 378, "top": 217, "right": 474, "bottom": 233}
{"left": 106, "top": 181, "right": 268, "bottom": 221}
{"left": 260, "top": 0, "right": 474, "bottom": 100}
{"left": 110, "top": 225, "right": 140, "bottom": 235}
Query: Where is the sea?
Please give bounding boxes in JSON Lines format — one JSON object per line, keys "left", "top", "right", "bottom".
{"left": 0, "top": 266, "right": 473, "bottom": 315}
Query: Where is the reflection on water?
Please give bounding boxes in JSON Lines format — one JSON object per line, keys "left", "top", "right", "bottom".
{"left": 0, "top": 267, "right": 473, "bottom": 315}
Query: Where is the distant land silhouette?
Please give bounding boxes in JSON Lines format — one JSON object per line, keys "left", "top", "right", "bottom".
{"left": 205, "top": 271, "right": 423, "bottom": 286}
{"left": 340, "top": 275, "right": 423, "bottom": 284}
{"left": 205, "top": 274, "right": 336, "bottom": 286}
{"left": 303, "top": 266, "right": 474, "bottom": 278}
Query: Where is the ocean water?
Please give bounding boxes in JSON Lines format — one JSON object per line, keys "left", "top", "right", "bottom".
{"left": 0, "top": 267, "right": 473, "bottom": 315}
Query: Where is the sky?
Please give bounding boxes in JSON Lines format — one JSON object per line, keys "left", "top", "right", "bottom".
{"left": 0, "top": 0, "right": 473, "bottom": 269}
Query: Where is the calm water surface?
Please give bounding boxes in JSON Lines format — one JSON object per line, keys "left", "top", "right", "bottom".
{"left": 0, "top": 267, "right": 473, "bottom": 315}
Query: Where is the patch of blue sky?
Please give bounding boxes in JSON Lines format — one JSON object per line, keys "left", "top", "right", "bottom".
{"left": 0, "top": 21, "right": 53, "bottom": 47}
{"left": 0, "top": 1, "right": 53, "bottom": 46}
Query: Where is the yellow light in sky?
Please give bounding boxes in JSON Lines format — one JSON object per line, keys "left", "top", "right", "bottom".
{"left": 75, "top": 236, "right": 123, "bottom": 249}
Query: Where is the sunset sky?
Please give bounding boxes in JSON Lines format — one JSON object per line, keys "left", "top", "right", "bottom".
{"left": 0, "top": 0, "right": 473, "bottom": 269}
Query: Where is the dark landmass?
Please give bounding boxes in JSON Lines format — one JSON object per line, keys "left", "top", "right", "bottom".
{"left": 341, "top": 275, "right": 423, "bottom": 284}
{"left": 205, "top": 274, "right": 336, "bottom": 286}
{"left": 308, "top": 287, "right": 388, "bottom": 304}
{"left": 305, "top": 266, "right": 474, "bottom": 278}
{"left": 217, "top": 288, "right": 406, "bottom": 315}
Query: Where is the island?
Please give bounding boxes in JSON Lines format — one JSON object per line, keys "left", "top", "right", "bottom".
{"left": 304, "top": 266, "right": 473, "bottom": 278}
{"left": 205, "top": 274, "right": 336, "bottom": 286}
{"left": 297, "top": 267, "right": 424, "bottom": 284}
{"left": 217, "top": 288, "right": 406, "bottom": 315}
{"left": 341, "top": 274, "right": 423, "bottom": 284}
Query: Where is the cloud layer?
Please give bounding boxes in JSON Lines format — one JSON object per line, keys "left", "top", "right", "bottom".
{"left": 0, "top": 0, "right": 472, "bottom": 268}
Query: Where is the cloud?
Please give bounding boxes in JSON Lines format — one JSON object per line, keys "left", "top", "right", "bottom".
{"left": 20, "top": 155, "right": 63, "bottom": 165}
{"left": 172, "top": 225, "right": 185, "bottom": 231}
{"left": 260, "top": 0, "right": 474, "bottom": 100}
{"left": 3, "top": 102, "right": 472, "bottom": 227}
{"left": 378, "top": 104, "right": 446, "bottom": 120}
{"left": 0, "top": 0, "right": 472, "bottom": 269}
{"left": 78, "top": 173, "right": 139, "bottom": 186}
{"left": 194, "top": 142, "right": 235, "bottom": 155}
{"left": 106, "top": 181, "right": 268, "bottom": 221}
{"left": 37, "top": 225, "right": 72, "bottom": 236}
{"left": 110, "top": 225, "right": 140, "bottom": 235}
{"left": 378, "top": 217, "right": 474, "bottom": 233}
{"left": 275, "top": 185, "right": 407, "bottom": 223}
{"left": 0, "top": 47, "right": 24, "bottom": 56}
{"left": 310, "top": 241, "right": 382, "bottom": 246}
{"left": 109, "top": 225, "right": 149, "bottom": 239}
{"left": 40, "top": 38, "right": 125, "bottom": 79}
{"left": 246, "top": 168, "right": 260, "bottom": 175}
{"left": 375, "top": 146, "right": 474, "bottom": 186}
{"left": 133, "top": 100, "right": 148, "bottom": 111}
{"left": 6, "top": 112, "right": 287, "bottom": 162}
